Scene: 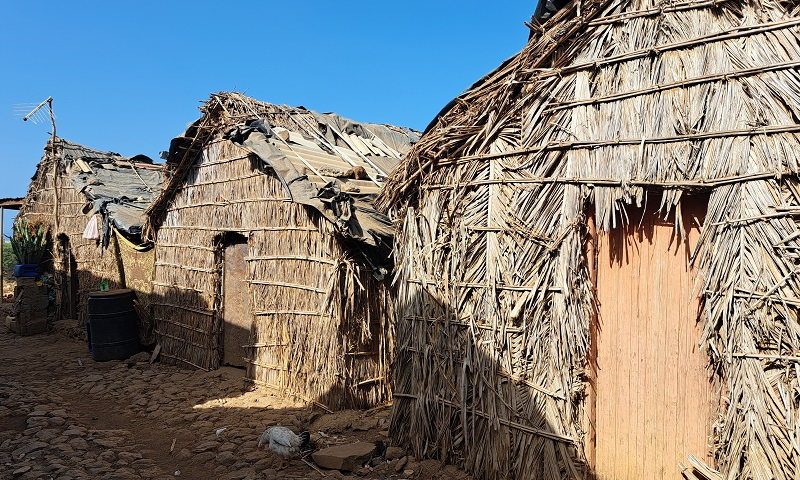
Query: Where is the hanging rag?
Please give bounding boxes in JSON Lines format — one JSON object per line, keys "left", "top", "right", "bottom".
{"left": 82, "top": 214, "right": 100, "bottom": 240}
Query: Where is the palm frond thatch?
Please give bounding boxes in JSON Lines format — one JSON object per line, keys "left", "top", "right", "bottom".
{"left": 381, "top": 1, "right": 800, "bottom": 479}
{"left": 18, "top": 138, "right": 164, "bottom": 325}
{"left": 145, "top": 92, "right": 418, "bottom": 409}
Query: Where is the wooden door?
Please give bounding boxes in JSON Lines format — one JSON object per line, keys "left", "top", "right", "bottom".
{"left": 590, "top": 201, "right": 713, "bottom": 479}
{"left": 223, "top": 242, "right": 250, "bottom": 368}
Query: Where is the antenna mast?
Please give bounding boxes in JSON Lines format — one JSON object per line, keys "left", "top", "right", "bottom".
{"left": 23, "top": 97, "right": 59, "bottom": 231}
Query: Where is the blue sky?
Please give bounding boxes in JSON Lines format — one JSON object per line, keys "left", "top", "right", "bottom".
{"left": 0, "top": 1, "right": 535, "bottom": 228}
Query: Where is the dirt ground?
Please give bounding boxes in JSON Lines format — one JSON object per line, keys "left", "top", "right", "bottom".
{"left": 3, "top": 277, "right": 16, "bottom": 300}
{"left": 0, "top": 327, "right": 472, "bottom": 480}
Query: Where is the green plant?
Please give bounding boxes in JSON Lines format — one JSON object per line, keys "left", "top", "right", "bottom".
{"left": 2, "top": 241, "right": 14, "bottom": 277}
{"left": 10, "top": 219, "right": 49, "bottom": 265}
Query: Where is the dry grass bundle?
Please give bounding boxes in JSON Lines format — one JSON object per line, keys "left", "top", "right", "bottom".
{"left": 381, "top": 1, "right": 800, "bottom": 479}
{"left": 147, "top": 93, "right": 412, "bottom": 409}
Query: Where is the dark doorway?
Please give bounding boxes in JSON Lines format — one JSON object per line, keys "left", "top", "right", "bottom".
{"left": 222, "top": 236, "right": 250, "bottom": 368}
{"left": 56, "top": 233, "right": 78, "bottom": 320}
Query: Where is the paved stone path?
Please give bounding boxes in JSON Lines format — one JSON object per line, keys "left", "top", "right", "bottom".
{"left": 0, "top": 329, "right": 471, "bottom": 480}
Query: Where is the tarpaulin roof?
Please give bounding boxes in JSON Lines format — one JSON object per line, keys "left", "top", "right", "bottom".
{"left": 148, "top": 93, "right": 419, "bottom": 264}
{"left": 56, "top": 138, "right": 165, "bottom": 239}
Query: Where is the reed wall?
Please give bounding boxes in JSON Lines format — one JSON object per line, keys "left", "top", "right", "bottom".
{"left": 382, "top": 1, "right": 800, "bottom": 478}
{"left": 19, "top": 155, "right": 123, "bottom": 325}
{"left": 153, "top": 138, "right": 391, "bottom": 409}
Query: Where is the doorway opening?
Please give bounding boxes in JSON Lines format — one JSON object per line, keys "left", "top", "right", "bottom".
{"left": 55, "top": 233, "right": 78, "bottom": 320}
{"left": 220, "top": 233, "right": 250, "bottom": 369}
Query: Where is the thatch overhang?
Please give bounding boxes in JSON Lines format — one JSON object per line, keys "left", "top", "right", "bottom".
{"left": 381, "top": 1, "right": 800, "bottom": 479}
{"left": 0, "top": 198, "right": 24, "bottom": 210}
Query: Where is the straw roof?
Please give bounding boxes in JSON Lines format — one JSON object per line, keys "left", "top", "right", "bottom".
{"left": 381, "top": 1, "right": 800, "bottom": 479}
{"left": 19, "top": 137, "right": 164, "bottom": 325}
{"left": 147, "top": 92, "right": 418, "bottom": 265}
{"left": 145, "top": 92, "right": 417, "bottom": 408}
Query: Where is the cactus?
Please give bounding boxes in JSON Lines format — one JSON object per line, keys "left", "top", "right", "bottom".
{"left": 10, "top": 219, "right": 49, "bottom": 265}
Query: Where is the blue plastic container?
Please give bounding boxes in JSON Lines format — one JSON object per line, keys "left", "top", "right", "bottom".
{"left": 13, "top": 264, "right": 39, "bottom": 278}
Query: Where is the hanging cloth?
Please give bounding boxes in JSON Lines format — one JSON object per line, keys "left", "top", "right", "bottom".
{"left": 82, "top": 214, "right": 100, "bottom": 240}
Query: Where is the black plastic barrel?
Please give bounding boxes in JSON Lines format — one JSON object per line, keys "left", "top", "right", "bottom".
{"left": 86, "top": 289, "right": 140, "bottom": 361}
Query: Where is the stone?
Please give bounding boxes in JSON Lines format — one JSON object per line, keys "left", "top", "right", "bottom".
{"left": 385, "top": 447, "right": 405, "bottom": 460}
{"left": 48, "top": 416, "right": 66, "bottom": 426}
{"left": 214, "top": 465, "right": 228, "bottom": 475}
{"left": 224, "top": 469, "right": 256, "bottom": 480}
{"left": 125, "top": 352, "right": 150, "bottom": 365}
{"left": 194, "top": 451, "right": 216, "bottom": 463}
{"left": 99, "top": 450, "right": 117, "bottom": 462}
{"left": 131, "top": 458, "right": 154, "bottom": 468}
{"left": 118, "top": 452, "right": 143, "bottom": 462}
{"left": 12, "top": 465, "right": 32, "bottom": 475}
{"left": 219, "top": 442, "right": 237, "bottom": 452}
{"left": 12, "top": 440, "right": 48, "bottom": 457}
{"left": 217, "top": 451, "right": 237, "bottom": 466}
{"left": 69, "top": 437, "right": 89, "bottom": 450}
{"left": 176, "top": 448, "right": 191, "bottom": 460}
{"left": 241, "top": 451, "right": 263, "bottom": 462}
{"left": 56, "top": 444, "right": 75, "bottom": 454}
{"left": 93, "top": 437, "right": 121, "bottom": 448}
{"left": 350, "top": 417, "right": 377, "bottom": 431}
{"left": 311, "top": 442, "right": 377, "bottom": 472}
{"left": 26, "top": 417, "right": 48, "bottom": 428}
{"left": 45, "top": 463, "right": 69, "bottom": 473}
{"left": 394, "top": 456, "right": 408, "bottom": 472}
{"left": 193, "top": 440, "right": 219, "bottom": 453}
{"left": 35, "top": 428, "right": 60, "bottom": 442}
{"left": 88, "top": 384, "right": 105, "bottom": 394}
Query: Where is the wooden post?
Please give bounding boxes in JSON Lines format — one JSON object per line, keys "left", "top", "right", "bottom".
{"left": 1, "top": 206, "right": 4, "bottom": 300}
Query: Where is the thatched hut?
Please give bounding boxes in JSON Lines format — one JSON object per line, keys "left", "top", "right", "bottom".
{"left": 19, "top": 137, "right": 164, "bottom": 336}
{"left": 380, "top": 1, "right": 800, "bottom": 479}
{"left": 145, "top": 92, "right": 417, "bottom": 409}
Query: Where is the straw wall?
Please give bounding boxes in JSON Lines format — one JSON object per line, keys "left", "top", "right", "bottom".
{"left": 153, "top": 138, "right": 391, "bottom": 409}
{"left": 383, "top": 1, "right": 800, "bottom": 478}
{"left": 116, "top": 233, "right": 157, "bottom": 344}
{"left": 19, "top": 149, "right": 123, "bottom": 325}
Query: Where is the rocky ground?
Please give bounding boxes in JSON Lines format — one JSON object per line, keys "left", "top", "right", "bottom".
{"left": 0, "top": 326, "right": 471, "bottom": 480}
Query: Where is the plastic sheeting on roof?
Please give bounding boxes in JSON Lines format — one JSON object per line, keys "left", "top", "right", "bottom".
{"left": 227, "top": 120, "right": 395, "bottom": 249}
{"left": 57, "top": 139, "right": 165, "bottom": 243}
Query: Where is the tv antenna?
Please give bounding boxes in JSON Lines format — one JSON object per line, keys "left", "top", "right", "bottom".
{"left": 22, "top": 96, "right": 56, "bottom": 135}
{"left": 21, "top": 97, "right": 61, "bottom": 231}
